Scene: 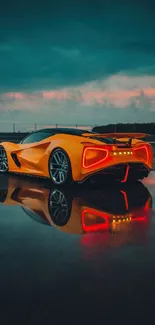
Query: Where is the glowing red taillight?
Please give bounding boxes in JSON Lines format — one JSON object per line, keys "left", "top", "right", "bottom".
{"left": 82, "top": 146, "right": 109, "bottom": 168}
{"left": 133, "top": 145, "right": 149, "bottom": 164}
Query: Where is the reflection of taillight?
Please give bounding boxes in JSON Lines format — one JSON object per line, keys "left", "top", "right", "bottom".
{"left": 133, "top": 145, "right": 149, "bottom": 164}
{"left": 120, "top": 190, "right": 128, "bottom": 209}
{"left": 82, "top": 146, "right": 109, "bottom": 168}
{"left": 81, "top": 208, "right": 109, "bottom": 232}
{"left": 144, "top": 197, "right": 152, "bottom": 210}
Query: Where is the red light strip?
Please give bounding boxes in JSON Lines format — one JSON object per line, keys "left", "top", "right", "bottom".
{"left": 120, "top": 190, "right": 129, "bottom": 210}
{"left": 121, "top": 165, "right": 129, "bottom": 183}
{"left": 82, "top": 147, "right": 109, "bottom": 169}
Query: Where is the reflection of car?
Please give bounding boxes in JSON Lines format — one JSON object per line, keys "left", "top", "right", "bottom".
{"left": 0, "top": 128, "right": 153, "bottom": 185}
{"left": 0, "top": 175, "right": 152, "bottom": 235}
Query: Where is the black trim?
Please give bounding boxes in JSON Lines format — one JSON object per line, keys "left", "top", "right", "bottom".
{"left": 79, "top": 163, "right": 150, "bottom": 184}
{"left": 11, "top": 153, "right": 21, "bottom": 167}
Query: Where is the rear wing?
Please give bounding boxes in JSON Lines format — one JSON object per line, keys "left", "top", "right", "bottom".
{"left": 82, "top": 132, "right": 150, "bottom": 139}
{"left": 82, "top": 132, "right": 150, "bottom": 147}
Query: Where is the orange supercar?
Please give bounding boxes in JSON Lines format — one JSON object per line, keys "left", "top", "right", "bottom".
{"left": 0, "top": 128, "right": 153, "bottom": 185}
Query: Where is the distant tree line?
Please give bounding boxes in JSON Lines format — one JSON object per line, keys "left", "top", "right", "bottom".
{"left": 92, "top": 123, "right": 155, "bottom": 134}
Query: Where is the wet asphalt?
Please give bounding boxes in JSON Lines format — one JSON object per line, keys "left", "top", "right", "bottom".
{"left": 0, "top": 170, "right": 155, "bottom": 325}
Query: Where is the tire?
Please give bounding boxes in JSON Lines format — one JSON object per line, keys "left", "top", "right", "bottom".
{"left": 49, "top": 148, "right": 73, "bottom": 185}
{"left": 48, "top": 188, "right": 72, "bottom": 226}
{"left": 0, "top": 146, "right": 8, "bottom": 173}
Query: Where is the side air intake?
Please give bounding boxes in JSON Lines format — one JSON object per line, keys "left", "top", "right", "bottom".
{"left": 11, "top": 153, "right": 21, "bottom": 167}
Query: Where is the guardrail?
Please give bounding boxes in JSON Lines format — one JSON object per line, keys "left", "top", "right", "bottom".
{"left": 0, "top": 123, "right": 93, "bottom": 133}
{"left": 0, "top": 122, "right": 154, "bottom": 134}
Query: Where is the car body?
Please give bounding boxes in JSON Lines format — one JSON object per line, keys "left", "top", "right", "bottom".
{"left": 0, "top": 128, "right": 153, "bottom": 185}
{"left": 0, "top": 175, "right": 152, "bottom": 237}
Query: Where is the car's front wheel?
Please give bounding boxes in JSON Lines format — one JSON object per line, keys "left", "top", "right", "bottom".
{"left": 49, "top": 148, "right": 72, "bottom": 185}
{"left": 0, "top": 146, "right": 8, "bottom": 173}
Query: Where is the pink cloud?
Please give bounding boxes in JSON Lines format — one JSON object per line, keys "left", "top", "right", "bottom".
{"left": 144, "top": 88, "right": 155, "bottom": 97}
{"left": 81, "top": 91, "right": 105, "bottom": 104}
{"left": 5, "top": 88, "right": 155, "bottom": 107}
{"left": 1, "top": 75, "right": 155, "bottom": 115}
{"left": 6, "top": 92, "right": 25, "bottom": 100}
{"left": 42, "top": 90, "right": 70, "bottom": 100}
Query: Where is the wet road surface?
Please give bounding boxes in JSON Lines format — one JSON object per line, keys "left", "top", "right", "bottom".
{"left": 0, "top": 173, "right": 155, "bottom": 324}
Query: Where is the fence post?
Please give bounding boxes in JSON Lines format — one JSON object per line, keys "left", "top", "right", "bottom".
{"left": 13, "top": 123, "right": 15, "bottom": 133}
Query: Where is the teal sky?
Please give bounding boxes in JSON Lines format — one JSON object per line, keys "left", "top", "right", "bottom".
{"left": 0, "top": 0, "right": 155, "bottom": 127}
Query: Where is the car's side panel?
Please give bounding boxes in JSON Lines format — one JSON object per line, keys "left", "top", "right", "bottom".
{"left": 0, "top": 142, "right": 22, "bottom": 173}
{"left": 1, "top": 134, "right": 87, "bottom": 180}
{"left": 1, "top": 141, "right": 50, "bottom": 176}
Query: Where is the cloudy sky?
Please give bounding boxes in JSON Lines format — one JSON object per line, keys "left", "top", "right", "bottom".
{"left": 0, "top": 0, "right": 155, "bottom": 129}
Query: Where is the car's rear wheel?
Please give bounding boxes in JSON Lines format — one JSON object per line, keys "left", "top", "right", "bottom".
{"left": 0, "top": 146, "right": 8, "bottom": 173}
{"left": 48, "top": 188, "right": 72, "bottom": 226}
{"left": 49, "top": 148, "right": 72, "bottom": 185}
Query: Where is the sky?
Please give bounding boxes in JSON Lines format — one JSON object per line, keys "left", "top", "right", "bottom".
{"left": 0, "top": 0, "right": 155, "bottom": 129}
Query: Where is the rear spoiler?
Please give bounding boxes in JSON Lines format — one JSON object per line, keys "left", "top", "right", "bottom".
{"left": 82, "top": 132, "right": 150, "bottom": 139}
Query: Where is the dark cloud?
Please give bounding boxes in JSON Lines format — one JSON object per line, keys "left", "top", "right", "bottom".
{"left": 0, "top": 0, "right": 155, "bottom": 91}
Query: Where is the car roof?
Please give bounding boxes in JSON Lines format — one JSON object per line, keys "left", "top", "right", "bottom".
{"left": 33, "top": 128, "right": 113, "bottom": 143}
{"left": 34, "top": 128, "right": 95, "bottom": 136}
